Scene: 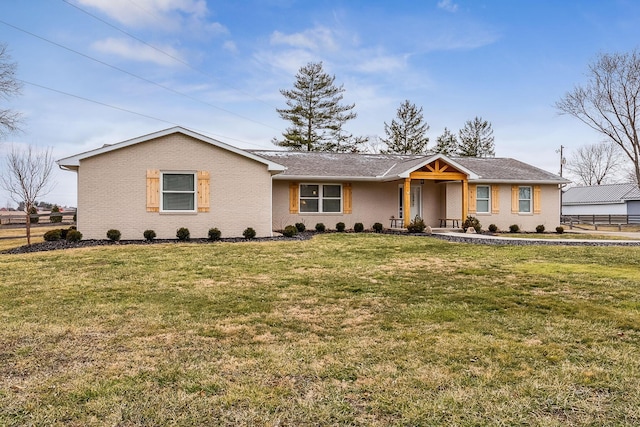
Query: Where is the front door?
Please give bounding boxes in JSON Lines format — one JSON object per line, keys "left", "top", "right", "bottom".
{"left": 399, "top": 185, "right": 422, "bottom": 219}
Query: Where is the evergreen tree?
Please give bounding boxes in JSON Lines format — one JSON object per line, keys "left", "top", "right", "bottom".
{"left": 381, "top": 100, "right": 430, "bottom": 154}
{"left": 432, "top": 127, "right": 459, "bottom": 156}
{"left": 457, "top": 116, "right": 495, "bottom": 157}
{"left": 273, "top": 62, "right": 362, "bottom": 152}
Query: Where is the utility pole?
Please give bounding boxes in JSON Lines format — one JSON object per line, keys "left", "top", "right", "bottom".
{"left": 556, "top": 145, "right": 566, "bottom": 221}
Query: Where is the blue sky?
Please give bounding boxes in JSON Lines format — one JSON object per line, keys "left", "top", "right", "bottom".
{"left": 1, "top": 0, "right": 640, "bottom": 208}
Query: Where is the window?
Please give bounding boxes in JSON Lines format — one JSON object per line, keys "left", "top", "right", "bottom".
{"left": 300, "top": 184, "right": 342, "bottom": 213}
{"left": 476, "top": 185, "right": 490, "bottom": 213}
{"left": 519, "top": 186, "right": 532, "bottom": 213}
{"left": 162, "top": 172, "right": 196, "bottom": 212}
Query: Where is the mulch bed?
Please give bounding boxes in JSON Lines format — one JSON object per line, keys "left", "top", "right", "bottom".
{"left": 4, "top": 230, "right": 640, "bottom": 255}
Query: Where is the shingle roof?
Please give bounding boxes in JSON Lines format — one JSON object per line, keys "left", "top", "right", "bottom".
{"left": 563, "top": 183, "right": 640, "bottom": 205}
{"left": 251, "top": 150, "right": 567, "bottom": 184}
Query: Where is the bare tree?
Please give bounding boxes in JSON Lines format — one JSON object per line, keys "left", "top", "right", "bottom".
{"left": 0, "top": 43, "right": 23, "bottom": 137}
{"left": 1, "top": 146, "right": 55, "bottom": 245}
{"left": 556, "top": 50, "right": 640, "bottom": 186}
{"left": 566, "top": 141, "right": 622, "bottom": 185}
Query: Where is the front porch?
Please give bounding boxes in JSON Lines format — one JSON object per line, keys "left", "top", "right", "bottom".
{"left": 395, "top": 157, "right": 476, "bottom": 228}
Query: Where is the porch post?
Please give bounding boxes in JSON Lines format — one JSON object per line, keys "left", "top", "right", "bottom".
{"left": 404, "top": 177, "right": 412, "bottom": 227}
{"left": 461, "top": 179, "right": 468, "bottom": 222}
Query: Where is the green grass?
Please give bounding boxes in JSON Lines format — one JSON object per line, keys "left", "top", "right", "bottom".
{"left": 1, "top": 234, "right": 640, "bottom": 426}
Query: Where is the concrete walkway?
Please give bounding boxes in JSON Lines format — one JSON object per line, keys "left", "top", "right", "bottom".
{"left": 430, "top": 229, "right": 640, "bottom": 246}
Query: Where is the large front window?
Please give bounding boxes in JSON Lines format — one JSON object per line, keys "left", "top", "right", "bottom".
{"left": 300, "top": 184, "right": 342, "bottom": 213}
{"left": 519, "top": 186, "right": 532, "bottom": 213}
{"left": 477, "top": 185, "right": 490, "bottom": 213}
{"left": 162, "top": 172, "right": 196, "bottom": 211}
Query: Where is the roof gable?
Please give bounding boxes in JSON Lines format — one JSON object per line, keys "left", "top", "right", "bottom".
{"left": 57, "top": 127, "right": 286, "bottom": 172}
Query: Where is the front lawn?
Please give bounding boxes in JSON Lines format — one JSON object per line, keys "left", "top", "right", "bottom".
{"left": 1, "top": 234, "right": 639, "bottom": 425}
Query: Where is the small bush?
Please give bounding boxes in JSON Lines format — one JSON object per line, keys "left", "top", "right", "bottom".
{"left": 43, "top": 229, "right": 62, "bottom": 241}
{"left": 143, "top": 229, "right": 156, "bottom": 241}
{"left": 556, "top": 226, "right": 565, "bottom": 234}
{"left": 462, "top": 216, "right": 482, "bottom": 233}
{"left": 66, "top": 230, "right": 82, "bottom": 242}
{"left": 176, "top": 227, "right": 190, "bottom": 241}
{"left": 243, "top": 227, "right": 256, "bottom": 239}
{"left": 208, "top": 228, "right": 221, "bottom": 241}
{"left": 315, "top": 223, "right": 326, "bottom": 232}
{"left": 536, "top": 224, "right": 545, "bottom": 234}
{"left": 295, "top": 222, "right": 306, "bottom": 233}
{"left": 106, "top": 229, "right": 121, "bottom": 241}
{"left": 488, "top": 224, "right": 498, "bottom": 233}
{"left": 49, "top": 205, "right": 62, "bottom": 223}
{"left": 509, "top": 224, "right": 520, "bottom": 233}
{"left": 372, "top": 222, "right": 383, "bottom": 233}
{"left": 282, "top": 225, "right": 298, "bottom": 237}
{"left": 336, "top": 222, "right": 346, "bottom": 232}
{"left": 407, "top": 215, "right": 426, "bottom": 233}
{"left": 354, "top": 222, "right": 364, "bottom": 233}
{"left": 29, "top": 206, "right": 39, "bottom": 224}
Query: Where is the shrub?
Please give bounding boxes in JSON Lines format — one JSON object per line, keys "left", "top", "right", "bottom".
{"left": 208, "top": 228, "right": 221, "bottom": 241}
{"left": 336, "top": 222, "right": 346, "bottom": 232}
{"left": 144, "top": 229, "right": 156, "bottom": 241}
{"left": 66, "top": 230, "right": 82, "bottom": 242}
{"left": 556, "top": 226, "right": 565, "bottom": 234}
{"left": 29, "top": 206, "right": 39, "bottom": 224}
{"left": 354, "top": 222, "right": 364, "bottom": 233}
{"left": 407, "top": 215, "right": 426, "bottom": 233}
{"left": 315, "top": 223, "right": 326, "bottom": 232}
{"left": 536, "top": 224, "right": 545, "bottom": 234}
{"left": 295, "top": 222, "right": 306, "bottom": 233}
{"left": 106, "top": 229, "right": 121, "bottom": 241}
{"left": 462, "top": 216, "right": 482, "bottom": 233}
{"left": 176, "top": 227, "right": 190, "bottom": 241}
{"left": 243, "top": 227, "right": 256, "bottom": 239}
{"left": 488, "top": 223, "right": 498, "bottom": 233}
{"left": 372, "top": 222, "right": 383, "bottom": 233}
{"left": 509, "top": 224, "right": 520, "bottom": 233}
{"left": 43, "top": 229, "right": 62, "bottom": 241}
{"left": 49, "top": 205, "right": 62, "bottom": 223}
{"left": 282, "top": 225, "right": 298, "bottom": 237}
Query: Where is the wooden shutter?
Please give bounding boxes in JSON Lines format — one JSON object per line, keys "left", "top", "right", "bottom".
{"left": 146, "top": 169, "right": 160, "bottom": 212}
{"left": 491, "top": 185, "right": 500, "bottom": 214}
{"left": 511, "top": 185, "right": 519, "bottom": 213}
{"left": 343, "top": 183, "right": 352, "bottom": 214}
{"left": 468, "top": 184, "right": 477, "bottom": 214}
{"left": 197, "top": 171, "right": 210, "bottom": 212}
{"left": 289, "top": 182, "right": 299, "bottom": 214}
{"left": 533, "top": 185, "right": 541, "bottom": 214}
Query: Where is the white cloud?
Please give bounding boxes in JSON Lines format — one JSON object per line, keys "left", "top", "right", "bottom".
{"left": 437, "top": 0, "right": 459, "bottom": 13}
{"left": 91, "top": 37, "right": 185, "bottom": 66}
{"left": 75, "top": 0, "right": 224, "bottom": 34}
{"left": 270, "top": 27, "right": 339, "bottom": 52}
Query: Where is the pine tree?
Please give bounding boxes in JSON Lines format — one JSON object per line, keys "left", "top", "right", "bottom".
{"left": 432, "top": 127, "right": 459, "bottom": 156}
{"left": 273, "top": 62, "right": 362, "bottom": 152}
{"left": 381, "top": 100, "right": 430, "bottom": 154}
{"left": 457, "top": 116, "right": 495, "bottom": 157}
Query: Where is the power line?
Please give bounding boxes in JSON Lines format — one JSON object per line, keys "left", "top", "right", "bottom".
{"left": 60, "top": 0, "right": 280, "bottom": 111}
{"left": 0, "top": 19, "right": 282, "bottom": 132}
{"left": 17, "top": 78, "right": 271, "bottom": 148}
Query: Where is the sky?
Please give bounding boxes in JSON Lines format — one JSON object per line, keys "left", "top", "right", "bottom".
{"left": 1, "top": 0, "right": 640, "bottom": 209}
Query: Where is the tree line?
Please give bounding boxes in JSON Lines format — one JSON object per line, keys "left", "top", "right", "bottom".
{"left": 273, "top": 61, "right": 495, "bottom": 157}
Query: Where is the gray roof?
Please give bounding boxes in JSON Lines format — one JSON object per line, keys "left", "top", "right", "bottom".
{"left": 563, "top": 183, "right": 640, "bottom": 205}
{"left": 251, "top": 150, "right": 567, "bottom": 184}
